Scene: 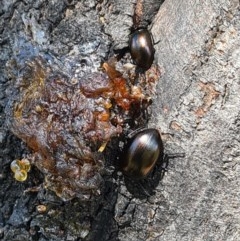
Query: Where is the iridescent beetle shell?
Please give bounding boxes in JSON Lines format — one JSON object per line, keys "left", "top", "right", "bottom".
{"left": 120, "top": 128, "right": 163, "bottom": 179}
{"left": 129, "top": 29, "right": 155, "bottom": 70}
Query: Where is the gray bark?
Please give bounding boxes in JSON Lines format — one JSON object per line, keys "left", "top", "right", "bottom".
{"left": 146, "top": 0, "right": 240, "bottom": 240}
{"left": 0, "top": 0, "right": 239, "bottom": 241}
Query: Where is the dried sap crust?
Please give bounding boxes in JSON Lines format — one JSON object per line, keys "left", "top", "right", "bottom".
{"left": 6, "top": 56, "right": 159, "bottom": 200}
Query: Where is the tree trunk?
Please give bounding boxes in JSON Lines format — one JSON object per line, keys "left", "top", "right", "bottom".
{"left": 0, "top": 0, "right": 239, "bottom": 240}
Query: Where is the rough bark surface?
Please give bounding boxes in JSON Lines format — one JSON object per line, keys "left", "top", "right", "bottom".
{"left": 0, "top": 0, "right": 240, "bottom": 241}
{"left": 149, "top": 0, "right": 240, "bottom": 240}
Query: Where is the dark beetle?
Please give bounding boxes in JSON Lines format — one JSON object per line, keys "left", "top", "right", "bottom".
{"left": 120, "top": 128, "right": 163, "bottom": 179}
{"left": 129, "top": 29, "right": 155, "bottom": 70}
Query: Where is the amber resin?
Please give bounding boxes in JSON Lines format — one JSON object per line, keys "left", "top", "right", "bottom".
{"left": 6, "top": 56, "right": 160, "bottom": 201}
{"left": 11, "top": 159, "right": 31, "bottom": 181}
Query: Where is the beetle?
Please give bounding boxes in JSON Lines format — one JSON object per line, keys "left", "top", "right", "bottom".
{"left": 129, "top": 29, "right": 155, "bottom": 70}
{"left": 120, "top": 128, "right": 163, "bottom": 179}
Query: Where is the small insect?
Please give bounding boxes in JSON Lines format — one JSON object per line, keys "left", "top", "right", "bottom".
{"left": 129, "top": 29, "right": 155, "bottom": 70}
{"left": 120, "top": 128, "right": 163, "bottom": 179}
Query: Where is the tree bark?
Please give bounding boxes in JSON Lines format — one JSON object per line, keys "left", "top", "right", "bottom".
{"left": 0, "top": 0, "right": 239, "bottom": 241}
